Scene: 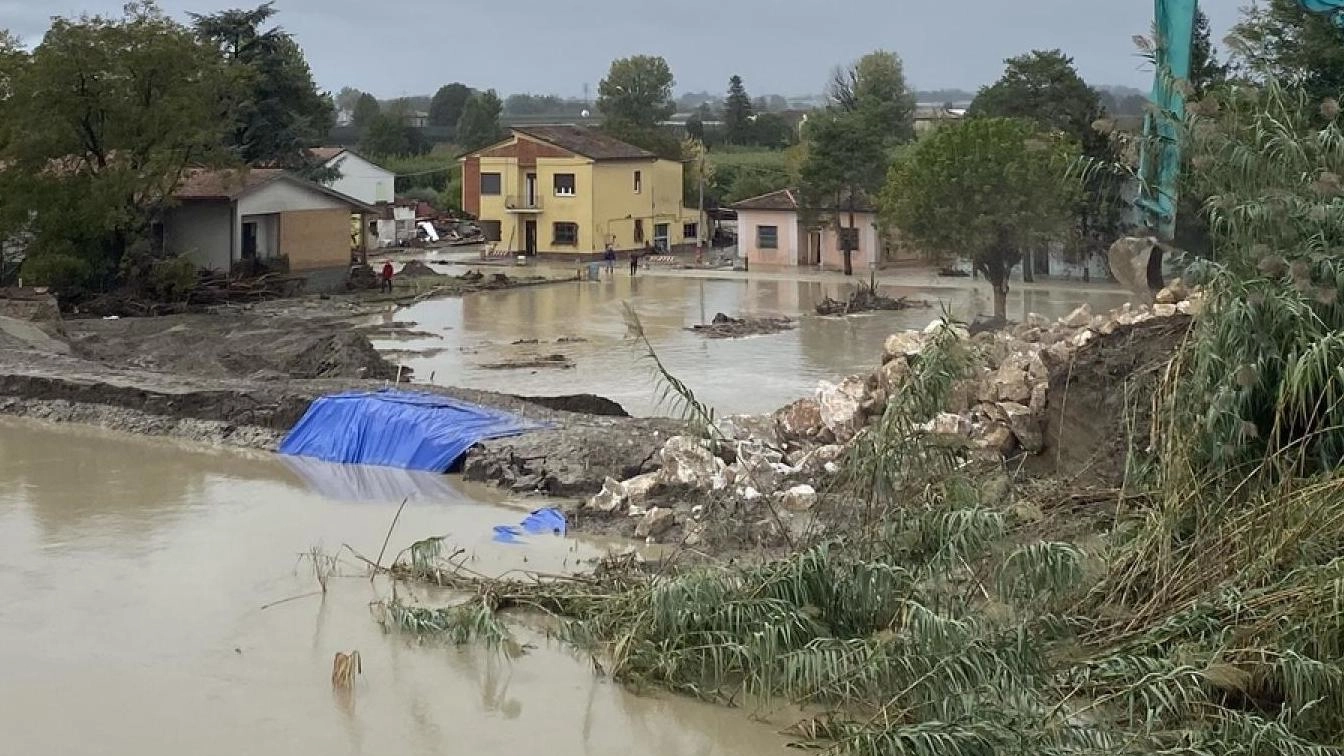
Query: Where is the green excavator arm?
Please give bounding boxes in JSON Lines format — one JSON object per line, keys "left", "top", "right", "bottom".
{"left": 1111, "top": 0, "right": 1344, "bottom": 297}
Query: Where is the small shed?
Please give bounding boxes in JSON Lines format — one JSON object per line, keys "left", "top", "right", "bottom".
{"left": 165, "top": 169, "right": 377, "bottom": 283}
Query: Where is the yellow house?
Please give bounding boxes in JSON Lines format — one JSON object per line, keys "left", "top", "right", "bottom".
{"left": 460, "top": 126, "right": 701, "bottom": 256}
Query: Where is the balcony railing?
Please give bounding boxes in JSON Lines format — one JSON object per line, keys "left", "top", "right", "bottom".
{"left": 504, "top": 195, "right": 543, "bottom": 212}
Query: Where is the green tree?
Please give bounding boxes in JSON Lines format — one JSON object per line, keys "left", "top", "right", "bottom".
{"left": 1233, "top": 0, "right": 1344, "bottom": 103}
{"left": 429, "top": 82, "right": 472, "bottom": 129}
{"left": 685, "top": 113, "right": 705, "bottom": 142}
{"left": 334, "top": 86, "right": 363, "bottom": 115}
{"left": 0, "top": 3, "right": 230, "bottom": 290}
{"left": 192, "top": 3, "right": 334, "bottom": 170}
{"left": 881, "top": 118, "right": 1078, "bottom": 319}
{"left": 1191, "top": 8, "right": 1229, "bottom": 95}
{"left": 597, "top": 55, "right": 675, "bottom": 130}
{"left": 970, "top": 50, "right": 1103, "bottom": 143}
{"left": 455, "top": 89, "right": 504, "bottom": 151}
{"left": 361, "top": 113, "right": 408, "bottom": 157}
{"left": 750, "top": 112, "right": 794, "bottom": 149}
{"left": 724, "top": 75, "right": 754, "bottom": 144}
{"left": 798, "top": 110, "right": 887, "bottom": 276}
{"left": 971, "top": 49, "right": 1119, "bottom": 270}
{"left": 829, "top": 51, "right": 917, "bottom": 147}
{"left": 351, "top": 92, "right": 380, "bottom": 131}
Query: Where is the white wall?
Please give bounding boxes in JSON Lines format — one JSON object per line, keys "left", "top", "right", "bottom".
{"left": 237, "top": 179, "right": 350, "bottom": 216}
{"left": 324, "top": 153, "right": 394, "bottom": 205}
{"left": 163, "top": 202, "right": 233, "bottom": 271}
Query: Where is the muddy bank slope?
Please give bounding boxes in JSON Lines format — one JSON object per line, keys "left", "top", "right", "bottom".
{"left": 0, "top": 301, "right": 680, "bottom": 496}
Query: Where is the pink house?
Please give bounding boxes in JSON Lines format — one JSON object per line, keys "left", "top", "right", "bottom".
{"left": 732, "top": 188, "right": 880, "bottom": 271}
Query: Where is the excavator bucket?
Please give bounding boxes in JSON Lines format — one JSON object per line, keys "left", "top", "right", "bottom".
{"left": 1107, "top": 236, "right": 1168, "bottom": 300}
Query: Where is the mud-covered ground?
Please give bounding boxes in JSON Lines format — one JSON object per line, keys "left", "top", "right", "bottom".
{"left": 0, "top": 288, "right": 680, "bottom": 497}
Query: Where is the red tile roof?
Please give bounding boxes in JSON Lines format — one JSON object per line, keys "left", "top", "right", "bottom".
{"left": 308, "top": 147, "right": 347, "bottom": 162}
{"left": 731, "top": 188, "right": 799, "bottom": 211}
{"left": 512, "top": 126, "right": 655, "bottom": 161}
{"left": 731, "top": 187, "right": 875, "bottom": 213}
{"left": 173, "top": 168, "right": 287, "bottom": 200}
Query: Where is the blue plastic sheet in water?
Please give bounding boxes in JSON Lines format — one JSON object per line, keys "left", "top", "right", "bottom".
{"left": 279, "top": 390, "right": 546, "bottom": 472}
{"left": 493, "top": 507, "right": 568, "bottom": 544}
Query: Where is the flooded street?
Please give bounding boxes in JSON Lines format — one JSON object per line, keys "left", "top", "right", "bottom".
{"left": 0, "top": 420, "right": 788, "bottom": 756}
{"left": 375, "top": 270, "right": 1133, "bottom": 416}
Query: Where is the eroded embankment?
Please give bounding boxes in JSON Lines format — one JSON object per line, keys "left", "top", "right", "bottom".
{"left": 0, "top": 292, "right": 680, "bottom": 495}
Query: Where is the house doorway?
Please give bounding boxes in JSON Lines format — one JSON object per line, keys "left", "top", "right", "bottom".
{"left": 242, "top": 221, "right": 258, "bottom": 260}
{"left": 807, "top": 230, "right": 821, "bottom": 266}
{"left": 524, "top": 220, "right": 537, "bottom": 256}
{"left": 525, "top": 173, "right": 537, "bottom": 207}
{"left": 653, "top": 223, "right": 669, "bottom": 252}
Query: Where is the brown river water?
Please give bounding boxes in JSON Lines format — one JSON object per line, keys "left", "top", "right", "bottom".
{"left": 0, "top": 420, "right": 789, "bottom": 755}
{"left": 374, "top": 270, "right": 1133, "bottom": 417}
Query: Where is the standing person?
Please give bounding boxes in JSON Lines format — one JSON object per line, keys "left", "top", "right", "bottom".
{"left": 380, "top": 260, "right": 394, "bottom": 293}
{"left": 603, "top": 241, "right": 616, "bottom": 277}
{"left": 629, "top": 247, "right": 640, "bottom": 276}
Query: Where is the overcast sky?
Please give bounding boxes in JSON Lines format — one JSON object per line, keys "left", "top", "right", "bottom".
{"left": 4, "top": 0, "right": 1248, "bottom": 98}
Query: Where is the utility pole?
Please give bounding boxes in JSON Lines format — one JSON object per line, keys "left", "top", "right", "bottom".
{"left": 697, "top": 147, "right": 706, "bottom": 253}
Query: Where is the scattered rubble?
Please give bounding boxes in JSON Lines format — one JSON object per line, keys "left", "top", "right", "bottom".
{"left": 573, "top": 284, "right": 1203, "bottom": 546}
{"left": 689, "top": 312, "right": 795, "bottom": 339}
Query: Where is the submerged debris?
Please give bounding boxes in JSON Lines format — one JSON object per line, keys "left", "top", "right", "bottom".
{"left": 814, "top": 281, "right": 927, "bottom": 316}
{"left": 689, "top": 312, "right": 795, "bottom": 339}
{"left": 479, "top": 354, "right": 574, "bottom": 370}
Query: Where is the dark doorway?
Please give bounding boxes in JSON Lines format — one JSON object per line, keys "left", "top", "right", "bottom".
{"left": 634, "top": 219, "right": 645, "bottom": 243}
{"left": 242, "top": 222, "right": 258, "bottom": 260}
{"left": 524, "top": 220, "right": 537, "bottom": 256}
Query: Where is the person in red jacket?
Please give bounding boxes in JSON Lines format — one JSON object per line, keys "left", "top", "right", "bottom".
{"left": 380, "top": 261, "right": 394, "bottom": 293}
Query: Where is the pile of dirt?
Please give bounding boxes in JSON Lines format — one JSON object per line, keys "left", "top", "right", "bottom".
{"left": 66, "top": 313, "right": 403, "bottom": 381}
{"left": 516, "top": 393, "right": 629, "bottom": 417}
{"left": 689, "top": 312, "right": 795, "bottom": 339}
{"left": 283, "top": 331, "right": 402, "bottom": 380}
{"left": 399, "top": 260, "right": 441, "bottom": 278}
{"left": 1026, "top": 315, "right": 1192, "bottom": 487}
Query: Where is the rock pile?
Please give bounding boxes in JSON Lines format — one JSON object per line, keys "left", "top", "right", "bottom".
{"left": 580, "top": 285, "right": 1202, "bottom": 543}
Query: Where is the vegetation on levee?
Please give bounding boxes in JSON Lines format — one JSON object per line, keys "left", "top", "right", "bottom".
{"left": 364, "top": 75, "right": 1344, "bottom": 755}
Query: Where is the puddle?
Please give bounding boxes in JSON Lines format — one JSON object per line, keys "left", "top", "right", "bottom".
{"left": 372, "top": 273, "right": 1133, "bottom": 416}
{"left": 0, "top": 420, "right": 788, "bottom": 755}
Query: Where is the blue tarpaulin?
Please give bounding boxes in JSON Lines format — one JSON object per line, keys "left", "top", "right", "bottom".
{"left": 279, "top": 390, "right": 546, "bottom": 472}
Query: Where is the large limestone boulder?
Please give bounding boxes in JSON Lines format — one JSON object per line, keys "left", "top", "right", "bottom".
{"left": 879, "top": 357, "right": 910, "bottom": 395}
{"left": 778, "top": 484, "right": 818, "bottom": 512}
{"left": 715, "top": 414, "right": 782, "bottom": 449}
{"left": 816, "top": 375, "right": 870, "bottom": 443}
{"left": 774, "top": 398, "right": 826, "bottom": 443}
{"left": 919, "top": 412, "right": 973, "bottom": 446}
{"left": 658, "top": 436, "right": 722, "bottom": 488}
{"left": 635, "top": 507, "right": 677, "bottom": 539}
{"left": 1060, "top": 303, "right": 1094, "bottom": 329}
{"left": 585, "top": 477, "right": 627, "bottom": 513}
{"left": 883, "top": 331, "right": 925, "bottom": 362}
{"left": 999, "top": 401, "right": 1044, "bottom": 453}
{"left": 622, "top": 472, "right": 662, "bottom": 506}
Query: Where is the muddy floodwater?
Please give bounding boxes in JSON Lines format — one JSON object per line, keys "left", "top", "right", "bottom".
{"left": 0, "top": 420, "right": 788, "bottom": 755}
{"left": 374, "top": 271, "right": 1133, "bottom": 417}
